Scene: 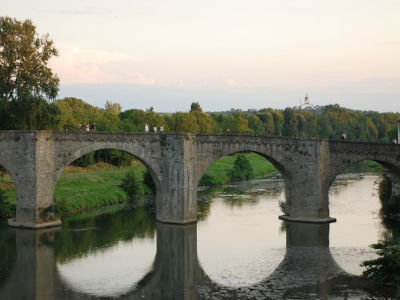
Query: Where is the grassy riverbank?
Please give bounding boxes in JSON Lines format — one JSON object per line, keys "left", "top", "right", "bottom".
{"left": 199, "top": 152, "right": 277, "bottom": 186}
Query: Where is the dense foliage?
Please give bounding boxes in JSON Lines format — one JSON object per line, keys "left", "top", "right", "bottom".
{"left": 120, "top": 171, "right": 143, "bottom": 201}
{"left": 228, "top": 154, "right": 254, "bottom": 181}
{"left": 378, "top": 173, "right": 400, "bottom": 219}
{"left": 361, "top": 239, "right": 400, "bottom": 297}
{"left": 0, "top": 188, "right": 8, "bottom": 218}
{"left": 0, "top": 17, "right": 60, "bottom": 130}
{"left": 40, "top": 98, "right": 400, "bottom": 145}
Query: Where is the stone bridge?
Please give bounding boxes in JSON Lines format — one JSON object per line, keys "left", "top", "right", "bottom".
{"left": 1, "top": 130, "right": 400, "bottom": 228}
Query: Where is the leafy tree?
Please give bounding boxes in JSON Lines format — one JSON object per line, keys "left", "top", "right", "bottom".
{"left": 120, "top": 171, "right": 142, "bottom": 201}
{"left": 0, "top": 17, "right": 60, "bottom": 129}
{"left": 282, "top": 108, "right": 298, "bottom": 137}
{"left": 105, "top": 100, "right": 121, "bottom": 116}
{"left": 72, "top": 152, "right": 95, "bottom": 167}
{"left": 247, "top": 115, "right": 264, "bottom": 135}
{"left": 361, "top": 239, "right": 400, "bottom": 297}
{"left": 225, "top": 111, "right": 250, "bottom": 134}
{"left": 190, "top": 102, "right": 202, "bottom": 112}
{"left": 228, "top": 153, "right": 253, "bottom": 181}
{"left": 168, "top": 112, "right": 198, "bottom": 133}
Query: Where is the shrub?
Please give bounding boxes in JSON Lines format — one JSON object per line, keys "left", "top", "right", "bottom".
{"left": 361, "top": 239, "right": 400, "bottom": 297}
{"left": 0, "top": 189, "right": 9, "bottom": 219}
{"left": 228, "top": 154, "right": 253, "bottom": 181}
{"left": 378, "top": 173, "right": 400, "bottom": 218}
{"left": 278, "top": 200, "right": 287, "bottom": 215}
{"left": 120, "top": 171, "right": 142, "bottom": 201}
{"left": 72, "top": 152, "right": 95, "bottom": 167}
{"left": 199, "top": 174, "right": 225, "bottom": 186}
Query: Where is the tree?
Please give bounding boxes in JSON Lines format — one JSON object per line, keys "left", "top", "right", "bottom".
{"left": 228, "top": 154, "right": 253, "bottom": 181}
{"left": 0, "top": 17, "right": 60, "bottom": 129}
{"left": 120, "top": 171, "right": 143, "bottom": 201}
{"left": 361, "top": 239, "right": 400, "bottom": 297}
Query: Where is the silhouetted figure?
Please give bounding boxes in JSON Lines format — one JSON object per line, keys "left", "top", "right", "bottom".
{"left": 86, "top": 123, "right": 90, "bottom": 132}
{"left": 144, "top": 123, "right": 149, "bottom": 133}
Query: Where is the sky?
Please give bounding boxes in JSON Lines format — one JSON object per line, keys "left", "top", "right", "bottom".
{"left": 3, "top": 0, "right": 400, "bottom": 112}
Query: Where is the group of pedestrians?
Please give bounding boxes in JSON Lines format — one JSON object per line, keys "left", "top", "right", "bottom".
{"left": 144, "top": 123, "right": 163, "bottom": 133}
{"left": 76, "top": 122, "right": 96, "bottom": 132}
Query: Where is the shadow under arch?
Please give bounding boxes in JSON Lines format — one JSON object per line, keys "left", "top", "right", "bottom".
{"left": 196, "top": 150, "right": 294, "bottom": 209}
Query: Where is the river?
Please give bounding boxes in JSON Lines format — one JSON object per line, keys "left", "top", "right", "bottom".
{"left": 0, "top": 174, "right": 397, "bottom": 299}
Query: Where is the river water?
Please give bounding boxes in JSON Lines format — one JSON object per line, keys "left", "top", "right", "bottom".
{"left": 0, "top": 174, "right": 397, "bottom": 299}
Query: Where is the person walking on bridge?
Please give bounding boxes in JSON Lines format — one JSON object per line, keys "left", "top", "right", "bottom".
{"left": 341, "top": 131, "right": 347, "bottom": 140}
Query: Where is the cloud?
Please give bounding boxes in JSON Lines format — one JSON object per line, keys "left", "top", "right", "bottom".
{"left": 223, "top": 78, "right": 240, "bottom": 87}
{"left": 50, "top": 46, "right": 155, "bottom": 85}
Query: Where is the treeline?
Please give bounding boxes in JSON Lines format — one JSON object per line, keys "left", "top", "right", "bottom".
{"left": 2, "top": 96, "right": 400, "bottom": 142}
{"left": 56, "top": 98, "right": 400, "bottom": 142}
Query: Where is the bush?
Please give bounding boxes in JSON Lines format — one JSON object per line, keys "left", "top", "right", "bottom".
{"left": 361, "top": 239, "right": 400, "bottom": 297}
{"left": 378, "top": 173, "right": 400, "bottom": 218}
{"left": 0, "top": 189, "right": 9, "bottom": 219}
{"left": 199, "top": 173, "right": 225, "bottom": 186}
{"left": 120, "top": 171, "right": 143, "bottom": 201}
{"left": 278, "top": 200, "right": 287, "bottom": 215}
{"left": 228, "top": 154, "right": 253, "bottom": 181}
{"left": 72, "top": 152, "right": 95, "bottom": 167}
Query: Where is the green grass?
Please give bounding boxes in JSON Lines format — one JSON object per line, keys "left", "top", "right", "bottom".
{"left": 200, "top": 152, "right": 277, "bottom": 186}
{"left": 54, "top": 162, "right": 150, "bottom": 214}
{"left": 0, "top": 162, "right": 151, "bottom": 217}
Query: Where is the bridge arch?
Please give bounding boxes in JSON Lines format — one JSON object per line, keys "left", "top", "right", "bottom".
{"left": 54, "top": 144, "right": 162, "bottom": 190}
{"left": 327, "top": 156, "right": 400, "bottom": 196}
{"left": 196, "top": 149, "right": 295, "bottom": 210}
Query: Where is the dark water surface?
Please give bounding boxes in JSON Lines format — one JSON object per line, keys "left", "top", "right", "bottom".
{"left": 0, "top": 174, "right": 398, "bottom": 299}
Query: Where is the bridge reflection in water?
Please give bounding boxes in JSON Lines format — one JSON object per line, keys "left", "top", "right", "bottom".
{"left": 0, "top": 221, "right": 370, "bottom": 299}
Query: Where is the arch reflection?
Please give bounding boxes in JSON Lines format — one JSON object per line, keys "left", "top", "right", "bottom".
{"left": 0, "top": 220, "right": 376, "bottom": 299}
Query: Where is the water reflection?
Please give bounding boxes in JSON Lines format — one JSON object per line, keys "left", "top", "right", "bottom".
{"left": 0, "top": 175, "right": 398, "bottom": 299}
{"left": 197, "top": 179, "right": 286, "bottom": 287}
{"left": 0, "top": 219, "right": 385, "bottom": 299}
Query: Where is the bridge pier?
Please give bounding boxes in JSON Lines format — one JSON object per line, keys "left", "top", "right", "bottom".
{"left": 156, "top": 134, "right": 198, "bottom": 224}
{"left": 140, "top": 223, "right": 199, "bottom": 299}
{"left": 0, "top": 228, "right": 57, "bottom": 299}
{"left": 280, "top": 140, "right": 336, "bottom": 224}
{"left": 7, "top": 132, "right": 61, "bottom": 229}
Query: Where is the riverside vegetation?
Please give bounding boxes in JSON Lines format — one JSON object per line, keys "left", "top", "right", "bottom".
{"left": 358, "top": 172, "right": 400, "bottom": 297}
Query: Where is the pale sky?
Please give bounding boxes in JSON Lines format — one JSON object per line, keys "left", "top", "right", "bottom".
{"left": 3, "top": 0, "right": 400, "bottom": 112}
